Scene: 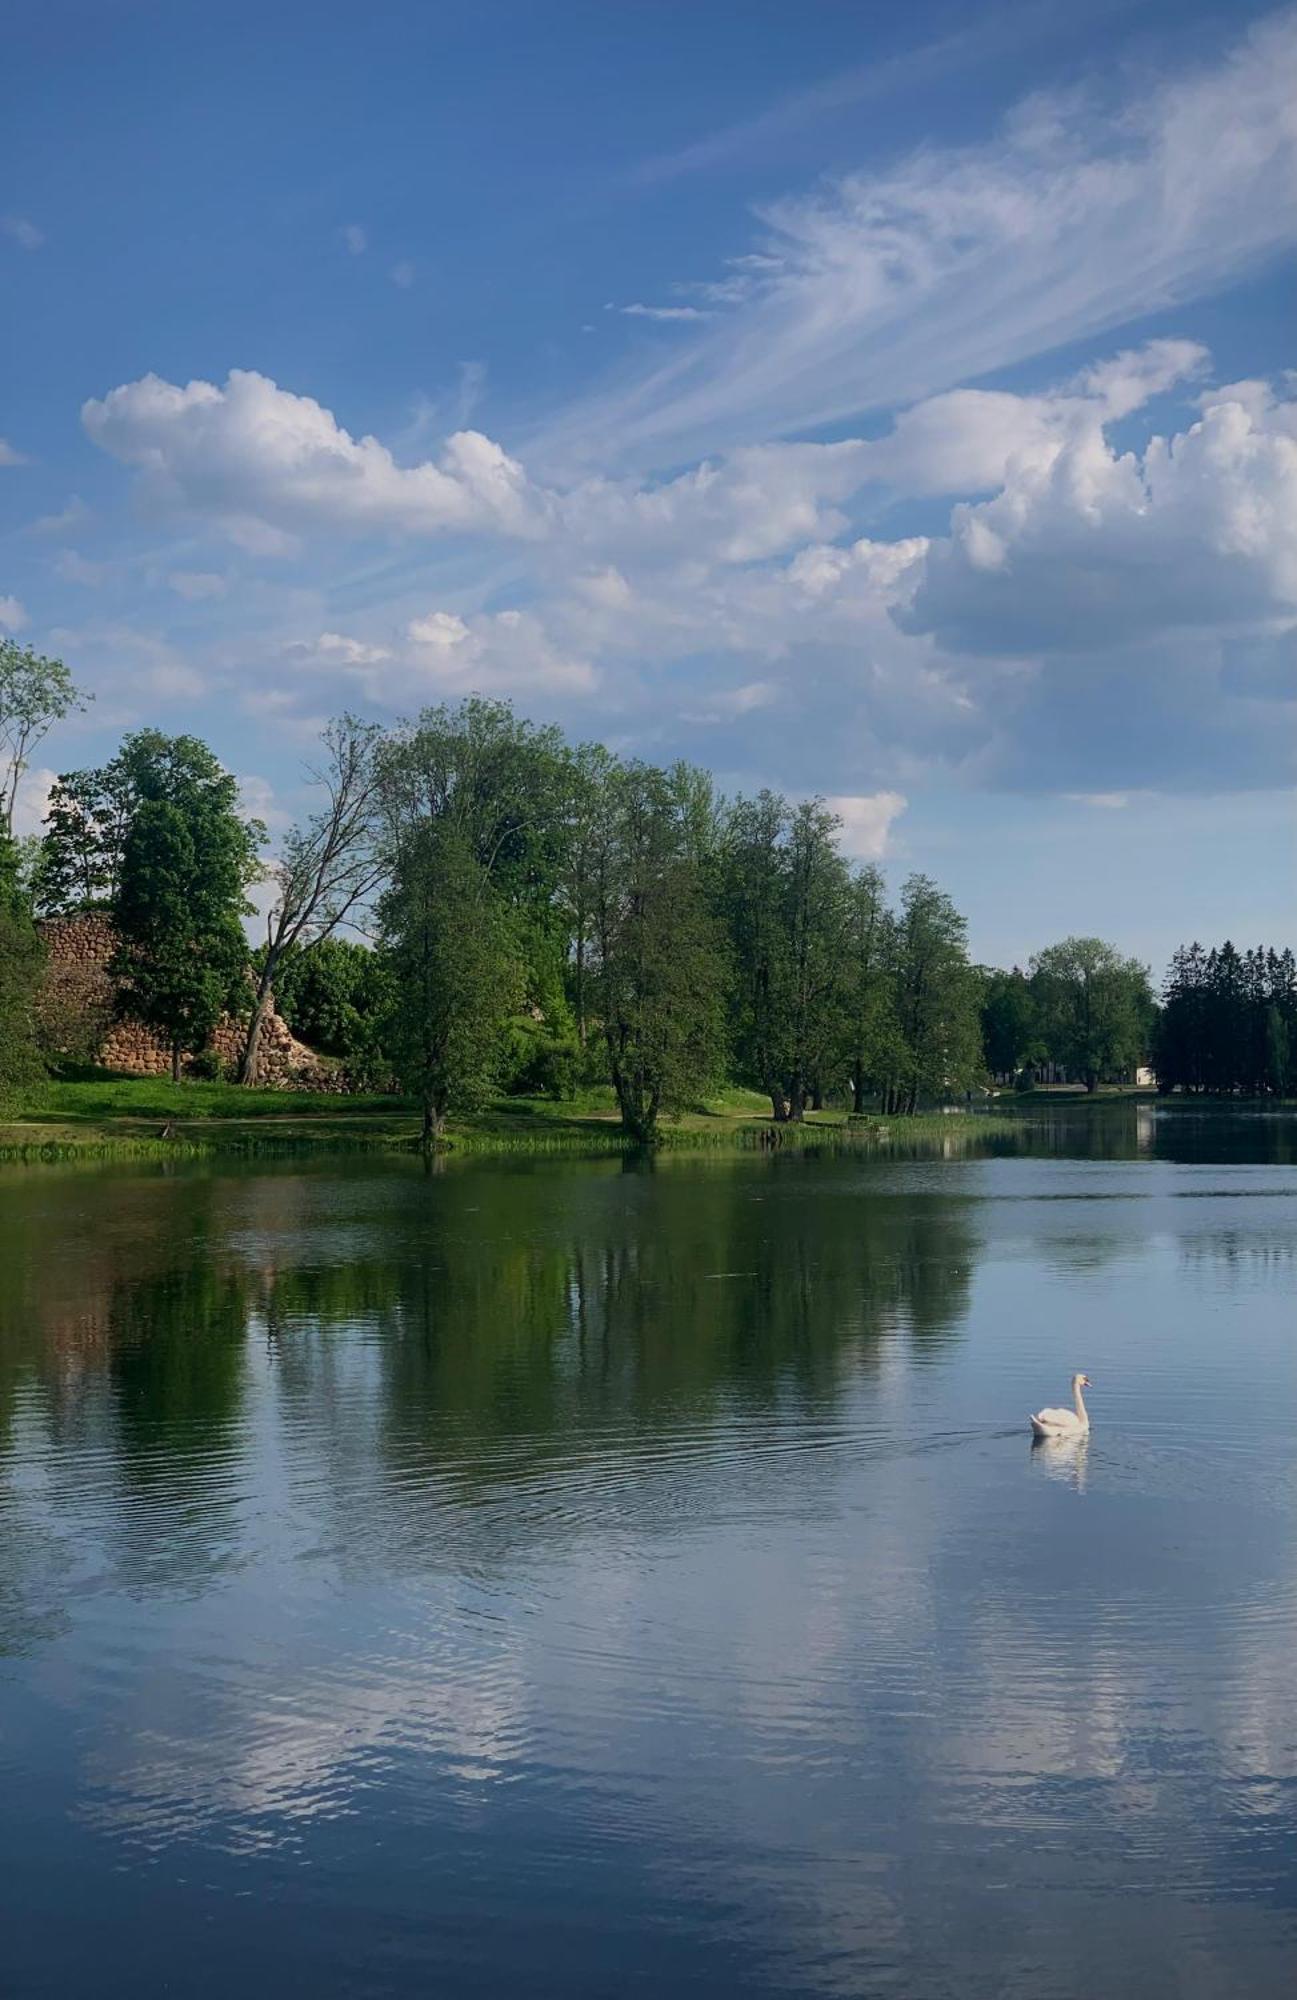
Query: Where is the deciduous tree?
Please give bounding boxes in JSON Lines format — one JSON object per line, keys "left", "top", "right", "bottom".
{"left": 0, "top": 638, "right": 90, "bottom": 838}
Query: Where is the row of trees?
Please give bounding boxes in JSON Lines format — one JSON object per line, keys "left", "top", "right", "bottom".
{"left": 2, "top": 638, "right": 1290, "bottom": 1132}
{"left": 980, "top": 940, "right": 1157, "bottom": 1093}
{"left": 1154, "top": 942, "right": 1295, "bottom": 1097}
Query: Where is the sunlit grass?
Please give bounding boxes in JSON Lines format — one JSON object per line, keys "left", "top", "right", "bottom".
{"left": 1, "top": 1071, "right": 1020, "bottom": 1165}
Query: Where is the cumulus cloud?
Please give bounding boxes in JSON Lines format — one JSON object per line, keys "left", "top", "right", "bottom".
{"left": 390, "top": 260, "right": 415, "bottom": 290}
{"left": 824, "top": 791, "right": 908, "bottom": 858}
{"left": 0, "top": 594, "right": 28, "bottom": 630}
{"left": 342, "top": 223, "right": 367, "bottom": 255}
{"left": 285, "top": 610, "right": 595, "bottom": 708}
{"left": 894, "top": 380, "right": 1297, "bottom": 786}
{"left": 850, "top": 341, "right": 1208, "bottom": 498}
{"left": 10, "top": 765, "right": 57, "bottom": 837}
{"left": 83, "top": 369, "right": 542, "bottom": 544}
{"left": 0, "top": 437, "right": 27, "bottom": 466}
{"left": 541, "top": 13, "right": 1297, "bottom": 468}
{"left": 905, "top": 383, "right": 1297, "bottom": 654}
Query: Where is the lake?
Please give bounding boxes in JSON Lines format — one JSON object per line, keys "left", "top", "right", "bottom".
{"left": 2, "top": 1110, "right": 1295, "bottom": 1997}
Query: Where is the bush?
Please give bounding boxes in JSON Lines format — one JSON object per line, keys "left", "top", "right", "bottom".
{"left": 187, "top": 1048, "right": 228, "bottom": 1082}
{"left": 500, "top": 1014, "right": 581, "bottom": 1099}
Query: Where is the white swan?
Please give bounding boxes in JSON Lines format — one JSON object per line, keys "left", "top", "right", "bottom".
{"left": 1030, "top": 1373, "right": 1092, "bottom": 1439}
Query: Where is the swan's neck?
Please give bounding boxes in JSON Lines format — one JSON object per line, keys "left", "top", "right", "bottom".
{"left": 1073, "top": 1382, "right": 1089, "bottom": 1426}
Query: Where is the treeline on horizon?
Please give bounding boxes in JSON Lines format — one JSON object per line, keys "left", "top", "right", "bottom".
{"left": 1, "top": 639, "right": 1293, "bottom": 1137}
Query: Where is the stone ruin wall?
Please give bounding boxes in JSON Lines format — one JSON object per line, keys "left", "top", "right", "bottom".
{"left": 38, "top": 914, "right": 350, "bottom": 1091}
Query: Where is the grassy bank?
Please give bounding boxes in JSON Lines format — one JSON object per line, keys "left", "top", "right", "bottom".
{"left": 0, "top": 1074, "right": 1017, "bottom": 1164}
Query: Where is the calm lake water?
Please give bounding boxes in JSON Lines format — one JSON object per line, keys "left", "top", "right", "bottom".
{"left": 2, "top": 1110, "right": 1295, "bottom": 1997}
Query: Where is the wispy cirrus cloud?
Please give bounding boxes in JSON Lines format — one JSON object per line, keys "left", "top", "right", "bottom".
{"left": 543, "top": 11, "right": 1297, "bottom": 472}
{"left": 606, "top": 301, "right": 711, "bottom": 323}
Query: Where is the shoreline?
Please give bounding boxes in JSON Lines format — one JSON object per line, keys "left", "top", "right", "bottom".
{"left": 2, "top": 1079, "right": 1287, "bottom": 1168}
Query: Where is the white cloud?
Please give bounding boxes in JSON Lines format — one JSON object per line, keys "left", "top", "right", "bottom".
{"left": 390, "top": 260, "right": 415, "bottom": 290}
{"left": 1066, "top": 793, "right": 1131, "bottom": 810}
{"left": 83, "top": 369, "right": 542, "bottom": 544}
{"left": 608, "top": 302, "right": 711, "bottom": 323}
{"left": 10, "top": 765, "right": 57, "bottom": 837}
{"left": 825, "top": 791, "right": 908, "bottom": 859}
{"left": 845, "top": 341, "right": 1208, "bottom": 499}
{"left": 906, "top": 383, "right": 1297, "bottom": 654}
{"left": 2, "top": 215, "right": 43, "bottom": 250}
{"left": 286, "top": 609, "right": 597, "bottom": 708}
{"left": 0, "top": 437, "right": 27, "bottom": 467}
{"left": 167, "top": 569, "right": 229, "bottom": 600}
{"left": 287, "top": 630, "right": 393, "bottom": 669}
{"left": 540, "top": 14, "right": 1297, "bottom": 469}
{"left": 342, "top": 223, "right": 367, "bottom": 255}
{"left": 0, "top": 594, "right": 28, "bottom": 631}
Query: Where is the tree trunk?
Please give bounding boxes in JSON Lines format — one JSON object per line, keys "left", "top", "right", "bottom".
{"left": 1085, "top": 1071, "right": 1099, "bottom": 1094}
{"left": 810, "top": 1081, "right": 824, "bottom": 1112}
{"left": 788, "top": 1078, "right": 806, "bottom": 1122}
{"left": 238, "top": 967, "right": 275, "bottom": 1085}
{"left": 768, "top": 1084, "right": 789, "bottom": 1123}
{"left": 421, "top": 1095, "right": 446, "bottom": 1147}
{"left": 170, "top": 1040, "right": 182, "bottom": 1085}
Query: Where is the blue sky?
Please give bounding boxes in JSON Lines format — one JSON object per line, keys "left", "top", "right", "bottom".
{"left": 2, "top": 0, "right": 1294, "bottom": 970}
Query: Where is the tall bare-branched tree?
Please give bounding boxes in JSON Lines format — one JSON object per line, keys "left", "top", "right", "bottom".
{"left": 0, "top": 638, "right": 90, "bottom": 837}
{"left": 238, "top": 717, "right": 384, "bottom": 1083}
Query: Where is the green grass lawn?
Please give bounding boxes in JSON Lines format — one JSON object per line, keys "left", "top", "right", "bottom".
{"left": 0, "top": 1070, "right": 1016, "bottom": 1164}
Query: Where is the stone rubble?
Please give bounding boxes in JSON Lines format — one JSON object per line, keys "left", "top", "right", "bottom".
{"left": 38, "top": 913, "right": 352, "bottom": 1090}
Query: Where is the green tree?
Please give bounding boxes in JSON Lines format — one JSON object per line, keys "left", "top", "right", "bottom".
{"left": 844, "top": 866, "right": 900, "bottom": 1114}
{"left": 269, "top": 935, "right": 395, "bottom": 1079}
{"left": 0, "top": 835, "right": 46, "bottom": 1107}
{"left": 720, "top": 793, "right": 852, "bottom": 1120}
{"left": 722, "top": 790, "right": 794, "bottom": 1120}
{"left": 110, "top": 734, "right": 264, "bottom": 1082}
{"left": 0, "top": 637, "right": 90, "bottom": 837}
{"left": 781, "top": 801, "right": 852, "bottom": 1117}
{"left": 1029, "top": 936, "right": 1153, "bottom": 1092}
{"left": 883, "top": 876, "right": 982, "bottom": 1113}
{"left": 378, "top": 823, "right": 522, "bottom": 1143}
{"left": 979, "top": 966, "right": 1039, "bottom": 1083}
{"left": 31, "top": 758, "right": 136, "bottom": 912}
{"left": 556, "top": 740, "right": 615, "bottom": 1051}
{"left": 590, "top": 760, "right": 725, "bottom": 1144}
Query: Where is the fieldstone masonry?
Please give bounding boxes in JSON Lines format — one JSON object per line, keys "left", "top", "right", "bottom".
{"left": 38, "top": 913, "right": 348, "bottom": 1089}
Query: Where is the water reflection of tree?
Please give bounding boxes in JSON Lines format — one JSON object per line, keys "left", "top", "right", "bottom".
{"left": 256, "top": 1162, "right": 979, "bottom": 1522}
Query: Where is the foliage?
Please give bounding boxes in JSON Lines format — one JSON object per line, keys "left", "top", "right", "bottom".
{"left": 1155, "top": 942, "right": 1296, "bottom": 1095}
{"left": 378, "top": 823, "right": 524, "bottom": 1141}
{"left": 31, "top": 759, "right": 135, "bottom": 912}
{"left": 881, "top": 875, "right": 983, "bottom": 1113}
{"left": 843, "top": 865, "right": 901, "bottom": 1112}
{"left": 590, "top": 759, "right": 727, "bottom": 1143}
{"left": 0, "top": 834, "right": 47, "bottom": 1106}
{"left": 1028, "top": 936, "right": 1154, "bottom": 1092}
{"left": 979, "top": 966, "right": 1042, "bottom": 1082}
{"left": 267, "top": 935, "right": 395, "bottom": 1081}
{"left": 0, "top": 637, "right": 90, "bottom": 837}
{"left": 377, "top": 696, "right": 575, "bottom": 1007}
{"left": 110, "top": 734, "right": 264, "bottom": 1081}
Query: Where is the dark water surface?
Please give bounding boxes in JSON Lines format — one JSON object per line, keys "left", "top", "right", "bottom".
{"left": 2, "top": 1110, "right": 1296, "bottom": 1997}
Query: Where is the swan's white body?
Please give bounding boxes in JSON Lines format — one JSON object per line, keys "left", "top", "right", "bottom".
{"left": 1030, "top": 1373, "right": 1091, "bottom": 1439}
